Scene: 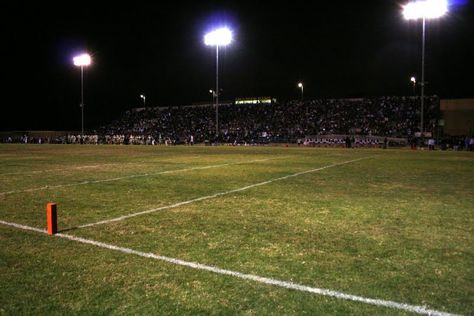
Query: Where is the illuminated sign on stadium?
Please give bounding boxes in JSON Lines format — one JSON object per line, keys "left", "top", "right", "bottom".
{"left": 235, "top": 97, "right": 276, "bottom": 105}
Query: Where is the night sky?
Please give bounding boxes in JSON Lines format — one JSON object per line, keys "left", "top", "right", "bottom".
{"left": 2, "top": 1, "right": 473, "bottom": 131}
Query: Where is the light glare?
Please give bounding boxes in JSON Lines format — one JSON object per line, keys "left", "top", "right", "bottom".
{"left": 411, "top": 76, "right": 416, "bottom": 82}
{"left": 204, "top": 27, "right": 232, "bottom": 46}
{"left": 403, "top": 0, "right": 448, "bottom": 20}
{"left": 73, "top": 53, "right": 91, "bottom": 66}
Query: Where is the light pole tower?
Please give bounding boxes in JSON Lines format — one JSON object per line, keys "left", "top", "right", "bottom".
{"left": 204, "top": 27, "right": 232, "bottom": 138}
{"left": 73, "top": 53, "right": 92, "bottom": 137}
{"left": 298, "top": 82, "right": 304, "bottom": 100}
{"left": 410, "top": 76, "right": 417, "bottom": 95}
{"left": 140, "top": 94, "right": 146, "bottom": 107}
{"left": 403, "top": 0, "right": 448, "bottom": 135}
{"left": 209, "top": 89, "right": 216, "bottom": 105}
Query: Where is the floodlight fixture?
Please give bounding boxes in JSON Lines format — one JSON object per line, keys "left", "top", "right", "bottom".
{"left": 204, "top": 27, "right": 232, "bottom": 46}
{"left": 204, "top": 27, "right": 233, "bottom": 138}
{"left": 73, "top": 53, "right": 92, "bottom": 138}
{"left": 410, "top": 76, "right": 416, "bottom": 83}
{"left": 73, "top": 53, "right": 91, "bottom": 66}
{"left": 140, "top": 94, "right": 146, "bottom": 107}
{"left": 403, "top": 0, "right": 448, "bottom": 20}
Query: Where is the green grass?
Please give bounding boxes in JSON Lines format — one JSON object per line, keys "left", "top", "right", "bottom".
{"left": 0, "top": 144, "right": 473, "bottom": 315}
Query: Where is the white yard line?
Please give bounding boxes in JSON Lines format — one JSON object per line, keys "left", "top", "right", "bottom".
{"left": 0, "top": 156, "right": 205, "bottom": 176}
{"left": 0, "top": 163, "right": 125, "bottom": 176}
{"left": 0, "top": 157, "right": 281, "bottom": 196}
{"left": 78, "top": 157, "right": 370, "bottom": 229}
{"left": 0, "top": 219, "right": 458, "bottom": 316}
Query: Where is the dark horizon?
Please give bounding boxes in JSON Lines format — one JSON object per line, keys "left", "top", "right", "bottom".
{"left": 2, "top": 1, "right": 473, "bottom": 131}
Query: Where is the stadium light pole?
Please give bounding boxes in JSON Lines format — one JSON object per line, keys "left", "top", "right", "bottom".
{"left": 298, "top": 82, "right": 304, "bottom": 100}
{"left": 410, "top": 76, "right": 417, "bottom": 95}
{"left": 403, "top": 0, "right": 448, "bottom": 135}
{"left": 73, "top": 53, "right": 92, "bottom": 137}
{"left": 209, "top": 89, "right": 216, "bottom": 105}
{"left": 140, "top": 94, "right": 146, "bottom": 107}
{"left": 204, "top": 27, "right": 232, "bottom": 138}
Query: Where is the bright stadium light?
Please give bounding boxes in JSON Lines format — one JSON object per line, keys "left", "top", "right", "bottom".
{"left": 204, "top": 27, "right": 233, "bottom": 139}
{"left": 403, "top": 0, "right": 448, "bottom": 20}
{"left": 73, "top": 53, "right": 91, "bottom": 67}
{"left": 73, "top": 53, "right": 92, "bottom": 138}
{"left": 204, "top": 27, "right": 232, "bottom": 46}
{"left": 140, "top": 94, "right": 146, "bottom": 107}
{"left": 402, "top": 0, "right": 448, "bottom": 135}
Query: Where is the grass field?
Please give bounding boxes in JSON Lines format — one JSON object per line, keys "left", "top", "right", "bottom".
{"left": 0, "top": 144, "right": 473, "bottom": 315}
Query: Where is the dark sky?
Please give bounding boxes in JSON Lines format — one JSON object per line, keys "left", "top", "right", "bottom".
{"left": 1, "top": 1, "right": 473, "bottom": 131}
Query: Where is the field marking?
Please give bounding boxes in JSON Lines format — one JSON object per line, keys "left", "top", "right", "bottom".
{"left": 0, "top": 219, "right": 458, "bottom": 316}
{"left": 0, "top": 163, "right": 136, "bottom": 176}
{"left": 78, "top": 157, "right": 370, "bottom": 229}
{"left": 0, "top": 156, "right": 205, "bottom": 176}
{"left": 0, "top": 157, "right": 282, "bottom": 196}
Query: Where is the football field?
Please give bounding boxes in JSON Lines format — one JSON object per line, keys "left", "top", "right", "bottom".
{"left": 0, "top": 144, "right": 473, "bottom": 315}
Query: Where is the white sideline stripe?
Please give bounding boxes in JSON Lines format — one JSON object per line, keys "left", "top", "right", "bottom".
{"left": 78, "top": 157, "right": 370, "bottom": 229}
{"left": 0, "top": 163, "right": 125, "bottom": 176}
{"left": 0, "top": 219, "right": 458, "bottom": 316}
{"left": 0, "top": 157, "right": 280, "bottom": 196}
{"left": 0, "top": 156, "right": 204, "bottom": 176}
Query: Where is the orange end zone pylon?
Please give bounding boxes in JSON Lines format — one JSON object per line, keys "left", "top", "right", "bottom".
{"left": 47, "top": 203, "right": 57, "bottom": 235}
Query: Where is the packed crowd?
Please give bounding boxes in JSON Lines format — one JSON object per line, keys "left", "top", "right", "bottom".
{"left": 6, "top": 96, "right": 466, "bottom": 148}
{"left": 98, "top": 96, "right": 440, "bottom": 144}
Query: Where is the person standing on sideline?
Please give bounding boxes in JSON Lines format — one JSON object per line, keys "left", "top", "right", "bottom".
{"left": 428, "top": 138, "right": 435, "bottom": 150}
{"left": 345, "top": 136, "right": 351, "bottom": 148}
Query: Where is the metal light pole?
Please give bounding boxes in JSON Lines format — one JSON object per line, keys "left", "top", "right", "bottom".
{"left": 80, "top": 65, "right": 84, "bottom": 136}
{"left": 421, "top": 17, "right": 425, "bottom": 135}
{"left": 209, "top": 89, "right": 215, "bottom": 105}
{"left": 298, "top": 82, "right": 304, "bottom": 100}
{"left": 403, "top": 0, "right": 448, "bottom": 135}
{"left": 215, "top": 45, "right": 219, "bottom": 136}
{"left": 73, "top": 53, "right": 91, "bottom": 137}
{"left": 204, "top": 27, "right": 232, "bottom": 138}
{"left": 140, "top": 94, "right": 146, "bottom": 107}
{"left": 410, "top": 76, "right": 417, "bottom": 95}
